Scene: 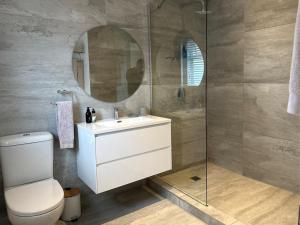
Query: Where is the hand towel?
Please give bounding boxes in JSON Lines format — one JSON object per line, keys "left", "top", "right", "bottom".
{"left": 288, "top": 1, "right": 300, "bottom": 115}
{"left": 56, "top": 101, "right": 74, "bottom": 149}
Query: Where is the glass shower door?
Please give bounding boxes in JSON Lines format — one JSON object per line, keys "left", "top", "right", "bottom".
{"left": 150, "top": 0, "right": 208, "bottom": 205}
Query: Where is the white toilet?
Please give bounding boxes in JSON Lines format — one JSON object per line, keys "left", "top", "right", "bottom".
{"left": 0, "top": 132, "right": 64, "bottom": 225}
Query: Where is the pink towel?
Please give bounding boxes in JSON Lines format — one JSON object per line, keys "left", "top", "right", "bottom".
{"left": 56, "top": 101, "right": 74, "bottom": 149}
{"left": 288, "top": 1, "right": 300, "bottom": 115}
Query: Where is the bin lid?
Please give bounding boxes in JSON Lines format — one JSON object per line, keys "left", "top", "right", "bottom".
{"left": 64, "top": 188, "right": 80, "bottom": 198}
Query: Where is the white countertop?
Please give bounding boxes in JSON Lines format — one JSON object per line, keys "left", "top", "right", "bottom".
{"left": 77, "top": 115, "right": 171, "bottom": 135}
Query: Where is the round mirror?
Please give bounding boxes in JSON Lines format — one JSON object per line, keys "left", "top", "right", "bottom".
{"left": 72, "top": 25, "right": 145, "bottom": 102}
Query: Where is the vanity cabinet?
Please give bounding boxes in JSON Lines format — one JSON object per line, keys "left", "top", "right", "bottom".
{"left": 77, "top": 116, "right": 172, "bottom": 194}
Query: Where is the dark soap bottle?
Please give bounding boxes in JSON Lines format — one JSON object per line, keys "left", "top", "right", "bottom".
{"left": 86, "top": 107, "right": 92, "bottom": 123}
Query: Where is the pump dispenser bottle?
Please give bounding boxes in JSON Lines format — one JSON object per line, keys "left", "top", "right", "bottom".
{"left": 85, "top": 107, "right": 92, "bottom": 123}
{"left": 91, "top": 108, "right": 96, "bottom": 123}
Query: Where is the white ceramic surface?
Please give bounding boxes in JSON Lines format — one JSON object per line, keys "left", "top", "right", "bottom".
{"left": 0, "top": 132, "right": 53, "bottom": 147}
{"left": 0, "top": 132, "right": 64, "bottom": 225}
{"left": 0, "top": 133, "right": 54, "bottom": 188}
{"left": 7, "top": 201, "right": 64, "bottom": 225}
{"left": 5, "top": 178, "right": 64, "bottom": 217}
{"left": 77, "top": 115, "right": 171, "bottom": 135}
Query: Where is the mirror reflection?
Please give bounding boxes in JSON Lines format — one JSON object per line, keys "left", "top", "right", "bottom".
{"left": 72, "top": 25, "right": 145, "bottom": 102}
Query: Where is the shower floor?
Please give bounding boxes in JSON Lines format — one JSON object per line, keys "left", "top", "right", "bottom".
{"left": 159, "top": 162, "right": 300, "bottom": 225}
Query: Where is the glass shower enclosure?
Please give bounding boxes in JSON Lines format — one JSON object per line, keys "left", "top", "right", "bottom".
{"left": 150, "top": 0, "right": 208, "bottom": 205}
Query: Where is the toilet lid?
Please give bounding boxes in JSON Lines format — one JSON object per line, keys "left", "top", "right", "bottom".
{"left": 5, "top": 178, "right": 64, "bottom": 217}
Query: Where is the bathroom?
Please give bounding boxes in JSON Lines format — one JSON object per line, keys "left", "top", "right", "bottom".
{"left": 0, "top": 0, "right": 299, "bottom": 224}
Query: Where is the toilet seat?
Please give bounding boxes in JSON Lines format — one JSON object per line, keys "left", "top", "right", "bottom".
{"left": 5, "top": 178, "right": 64, "bottom": 217}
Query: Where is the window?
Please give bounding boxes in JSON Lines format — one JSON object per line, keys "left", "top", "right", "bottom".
{"left": 183, "top": 39, "right": 204, "bottom": 86}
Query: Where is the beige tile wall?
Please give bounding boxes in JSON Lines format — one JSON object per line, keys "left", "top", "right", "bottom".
{"left": 0, "top": 0, "right": 150, "bottom": 217}
{"left": 208, "top": 0, "right": 300, "bottom": 193}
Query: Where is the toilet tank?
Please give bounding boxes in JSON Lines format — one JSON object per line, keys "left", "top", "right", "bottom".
{"left": 0, "top": 132, "right": 53, "bottom": 188}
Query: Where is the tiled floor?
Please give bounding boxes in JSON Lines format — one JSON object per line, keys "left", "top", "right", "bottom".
{"left": 103, "top": 199, "right": 206, "bottom": 225}
{"left": 65, "top": 186, "right": 206, "bottom": 225}
{"left": 160, "top": 162, "right": 300, "bottom": 225}
{"left": 0, "top": 186, "right": 206, "bottom": 225}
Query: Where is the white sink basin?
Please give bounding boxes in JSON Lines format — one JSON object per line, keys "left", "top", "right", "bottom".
{"left": 77, "top": 115, "right": 171, "bottom": 135}
{"left": 95, "top": 117, "right": 153, "bottom": 128}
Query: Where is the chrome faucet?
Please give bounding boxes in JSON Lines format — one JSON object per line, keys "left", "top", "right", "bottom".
{"left": 114, "top": 107, "right": 119, "bottom": 120}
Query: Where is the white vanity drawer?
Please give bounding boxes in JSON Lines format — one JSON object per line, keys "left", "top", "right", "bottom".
{"left": 95, "top": 123, "right": 171, "bottom": 164}
{"left": 96, "top": 147, "right": 171, "bottom": 193}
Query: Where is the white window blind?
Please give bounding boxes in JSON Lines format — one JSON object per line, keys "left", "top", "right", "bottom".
{"left": 186, "top": 40, "right": 204, "bottom": 86}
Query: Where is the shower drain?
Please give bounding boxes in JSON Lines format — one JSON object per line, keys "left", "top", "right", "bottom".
{"left": 190, "top": 176, "right": 201, "bottom": 181}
